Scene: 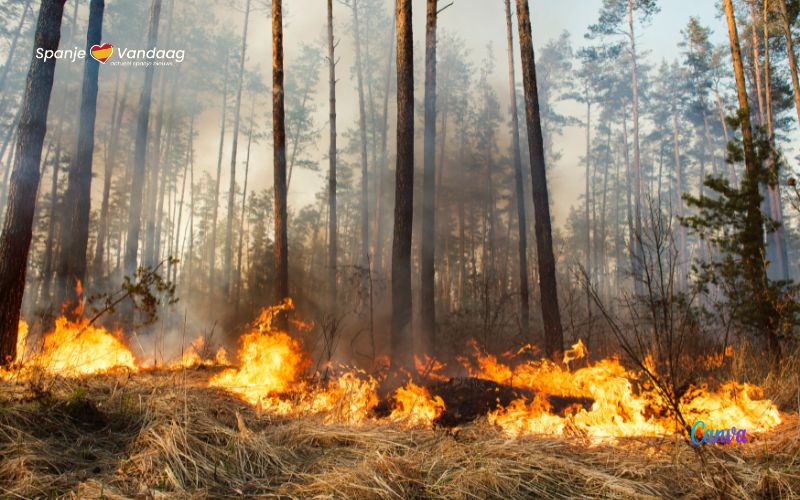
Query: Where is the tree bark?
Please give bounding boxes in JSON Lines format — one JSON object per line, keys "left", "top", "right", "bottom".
{"left": 224, "top": 0, "right": 251, "bottom": 296}
{"left": 723, "top": 0, "right": 777, "bottom": 358}
{"left": 123, "top": 0, "right": 161, "bottom": 322}
{"left": 93, "top": 69, "right": 131, "bottom": 282}
{"left": 391, "top": 0, "right": 414, "bottom": 371}
{"left": 327, "top": 0, "right": 338, "bottom": 313}
{"left": 374, "top": 16, "right": 395, "bottom": 277}
{"left": 273, "top": 0, "right": 289, "bottom": 319}
{"left": 763, "top": 0, "right": 790, "bottom": 281}
{"left": 209, "top": 58, "right": 229, "bottom": 293}
{"left": 234, "top": 101, "right": 253, "bottom": 312}
{"left": 515, "top": 0, "right": 563, "bottom": 360}
{"left": 627, "top": 0, "right": 644, "bottom": 292}
{"left": 352, "top": 0, "right": 370, "bottom": 270}
{"left": 0, "top": 0, "right": 67, "bottom": 366}
{"left": 778, "top": 0, "right": 800, "bottom": 125}
{"left": 56, "top": 0, "right": 105, "bottom": 312}
{"left": 420, "top": 0, "right": 437, "bottom": 356}
{"left": 173, "top": 112, "right": 193, "bottom": 284}
{"left": 672, "top": 97, "right": 687, "bottom": 288}
{"left": 584, "top": 92, "right": 592, "bottom": 325}
{"left": 749, "top": 0, "right": 766, "bottom": 125}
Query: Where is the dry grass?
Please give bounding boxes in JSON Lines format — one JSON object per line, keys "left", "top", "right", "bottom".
{"left": 0, "top": 369, "right": 798, "bottom": 499}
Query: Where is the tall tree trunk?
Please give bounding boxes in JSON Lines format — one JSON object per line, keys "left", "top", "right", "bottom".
{"left": 763, "top": 0, "right": 790, "bottom": 281}
{"left": 515, "top": 0, "right": 563, "bottom": 360}
{"left": 273, "top": 0, "right": 289, "bottom": 317}
{"left": 183, "top": 125, "right": 195, "bottom": 289}
{"left": 224, "top": 0, "right": 251, "bottom": 296}
{"left": 672, "top": 97, "right": 687, "bottom": 288}
{"left": 584, "top": 92, "right": 592, "bottom": 325}
{"left": 391, "top": 0, "right": 414, "bottom": 371}
{"left": 327, "top": 0, "right": 338, "bottom": 313}
{"left": 420, "top": 0, "right": 437, "bottom": 356}
{"left": 723, "top": 0, "right": 778, "bottom": 358}
{"left": 749, "top": 0, "right": 766, "bottom": 125}
{"left": 0, "top": 0, "right": 67, "bottom": 366}
{"left": 144, "top": 0, "right": 173, "bottom": 269}
{"left": 352, "top": 0, "right": 370, "bottom": 269}
{"left": 154, "top": 68, "right": 179, "bottom": 265}
{"left": 778, "top": 0, "right": 800, "bottom": 125}
{"left": 234, "top": 101, "right": 253, "bottom": 312}
{"left": 627, "top": 0, "right": 644, "bottom": 292}
{"left": 209, "top": 59, "right": 229, "bottom": 292}
{"left": 374, "top": 17, "right": 395, "bottom": 277}
{"left": 173, "top": 112, "right": 193, "bottom": 284}
{"left": 56, "top": 0, "right": 104, "bottom": 312}
{"left": 93, "top": 69, "right": 130, "bottom": 282}
{"left": 123, "top": 0, "right": 162, "bottom": 318}
{"left": 39, "top": 107, "right": 64, "bottom": 303}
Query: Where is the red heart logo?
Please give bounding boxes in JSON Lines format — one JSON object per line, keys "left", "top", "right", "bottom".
{"left": 90, "top": 43, "right": 113, "bottom": 63}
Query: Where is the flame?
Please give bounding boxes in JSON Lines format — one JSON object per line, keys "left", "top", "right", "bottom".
{"left": 17, "top": 317, "right": 136, "bottom": 377}
{"left": 466, "top": 343, "right": 781, "bottom": 440}
{"left": 16, "top": 320, "right": 28, "bottom": 364}
{"left": 414, "top": 354, "right": 448, "bottom": 381}
{"left": 562, "top": 339, "right": 587, "bottom": 366}
{"left": 390, "top": 381, "right": 445, "bottom": 426}
{"left": 0, "top": 297, "right": 783, "bottom": 441}
{"left": 169, "top": 336, "right": 230, "bottom": 369}
{"left": 209, "top": 328, "right": 308, "bottom": 405}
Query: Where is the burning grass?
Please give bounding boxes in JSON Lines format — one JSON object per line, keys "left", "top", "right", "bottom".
{"left": 1, "top": 301, "right": 798, "bottom": 497}
{"left": 0, "top": 370, "right": 798, "bottom": 499}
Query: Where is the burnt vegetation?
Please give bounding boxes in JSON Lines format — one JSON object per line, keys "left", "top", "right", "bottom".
{"left": 0, "top": 0, "right": 799, "bottom": 497}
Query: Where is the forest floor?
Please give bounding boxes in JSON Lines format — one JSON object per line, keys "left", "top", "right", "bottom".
{"left": 1, "top": 369, "right": 798, "bottom": 499}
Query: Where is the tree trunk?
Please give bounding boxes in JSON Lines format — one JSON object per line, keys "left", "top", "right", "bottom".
{"left": 515, "top": 0, "right": 563, "bottom": 360}
{"left": 40, "top": 109, "right": 64, "bottom": 303}
{"left": 352, "top": 0, "right": 370, "bottom": 270}
{"left": 273, "top": 0, "right": 289, "bottom": 318}
{"left": 93, "top": 69, "right": 131, "bottom": 282}
{"left": 0, "top": 0, "right": 67, "bottom": 366}
{"left": 778, "top": 0, "right": 800, "bottom": 125}
{"left": 123, "top": 0, "right": 162, "bottom": 320}
{"left": 327, "top": 0, "right": 338, "bottom": 313}
{"left": 224, "top": 0, "right": 251, "bottom": 296}
{"left": 173, "top": 112, "right": 193, "bottom": 284}
{"left": 749, "top": 0, "right": 766, "bottom": 125}
{"left": 207, "top": 61, "right": 230, "bottom": 298}
{"left": 374, "top": 16, "right": 395, "bottom": 277}
{"left": 672, "top": 98, "right": 687, "bottom": 288}
{"left": 627, "top": 0, "right": 644, "bottom": 292}
{"left": 420, "top": 0, "right": 437, "bottom": 356}
{"left": 723, "top": 0, "right": 778, "bottom": 358}
{"left": 763, "top": 0, "right": 790, "bottom": 281}
{"left": 154, "top": 69, "right": 179, "bottom": 265}
{"left": 584, "top": 93, "right": 592, "bottom": 325}
{"left": 55, "top": 0, "right": 104, "bottom": 312}
{"left": 391, "top": 0, "right": 414, "bottom": 371}
{"left": 234, "top": 101, "right": 253, "bottom": 312}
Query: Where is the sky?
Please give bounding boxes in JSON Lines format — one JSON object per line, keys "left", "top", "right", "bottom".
{"left": 169, "top": 0, "right": 731, "bottom": 228}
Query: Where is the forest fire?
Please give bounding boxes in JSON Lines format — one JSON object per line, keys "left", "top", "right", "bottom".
{"left": 2, "top": 317, "right": 136, "bottom": 379}
{"left": 2, "top": 302, "right": 783, "bottom": 441}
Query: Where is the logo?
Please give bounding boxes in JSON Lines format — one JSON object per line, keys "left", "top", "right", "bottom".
{"left": 36, "top": 43, "right": 184, "bottom": 66}
{"left": 90, "top": 43, "right": 113, "bottom": 63}
{"left": 690, "top": 420, "right": 747, "bottom": 445}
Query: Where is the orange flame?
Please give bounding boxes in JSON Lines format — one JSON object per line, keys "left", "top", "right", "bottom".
{"left": 17, "top": 317, "right": 136, "bottom": 377}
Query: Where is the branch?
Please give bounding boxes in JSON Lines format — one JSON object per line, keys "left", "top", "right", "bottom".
{"left": 437, "top": 0, "right": 454, "bottom": 14}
